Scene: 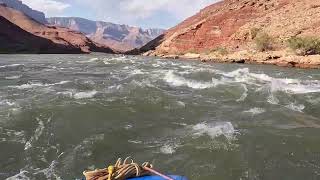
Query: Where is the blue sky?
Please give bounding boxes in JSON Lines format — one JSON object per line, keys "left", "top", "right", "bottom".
{"left": 21, "top": 0, "right": 220, "bottom": 29}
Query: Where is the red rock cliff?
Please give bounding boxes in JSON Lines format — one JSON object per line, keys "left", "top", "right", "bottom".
{"left": 140, "top": 0, "right": 320, "bottom": 55}
{"left": 0, "top": 5, "right": 115, "bottom": 54}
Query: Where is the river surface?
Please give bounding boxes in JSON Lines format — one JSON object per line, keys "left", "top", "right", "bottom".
{"left": 0, "top": 54, "right": 320, "bottom": 180}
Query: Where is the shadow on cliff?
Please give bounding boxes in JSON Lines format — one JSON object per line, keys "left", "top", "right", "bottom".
{"left": 125, "top": 34, "right": 165, "bottom": 55}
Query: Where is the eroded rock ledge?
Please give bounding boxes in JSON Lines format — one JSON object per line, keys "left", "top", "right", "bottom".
{"left": 144, "top": 50, "right": 320, "bottom": 69}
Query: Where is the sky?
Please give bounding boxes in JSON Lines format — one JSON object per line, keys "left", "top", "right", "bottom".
{"left": 21, "top": 0, "right": 220, "bottom": 29}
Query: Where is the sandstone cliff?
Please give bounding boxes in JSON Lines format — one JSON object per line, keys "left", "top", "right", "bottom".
{"left": 139, "top": 0, "right": 320, "bottom": 68}
{"left": 47, "top": 17, "right": 165, "bottom": 51}
{"left": 0, "top": 5, "right": 114, "bottom": 54}
{"left": 0, "top": 16, "right": 83, "bottom": 54}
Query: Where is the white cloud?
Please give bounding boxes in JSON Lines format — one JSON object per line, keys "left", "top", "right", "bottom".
{"left": 21, "top": 0, "right": 70, "bottom": 16}
{"left": 119, "top": 0, "right": 218, "bottom": 19}
{"left": 74, "top": 0, "right": 219, "bottom": 27}
{"left": 20, "top": 0, "right": 220, "bottom": 28}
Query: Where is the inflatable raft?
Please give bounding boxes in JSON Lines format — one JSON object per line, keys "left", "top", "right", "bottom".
{"left": 129, "top": 175, "right": 188, "bottom": 180}
{"left": 83, "top": 157, "right": 188, "bottom": 180}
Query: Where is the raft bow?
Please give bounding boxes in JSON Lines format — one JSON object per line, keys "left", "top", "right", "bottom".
{"left": 83, "top": 157, "right": 184, "bottom": 180}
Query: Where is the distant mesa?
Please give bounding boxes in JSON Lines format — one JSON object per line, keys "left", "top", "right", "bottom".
{"left": 47, "top": 17, "right": 165, "bottom": 52}
{"left": 0, "top": 0, "right": 164, "bottom": 54}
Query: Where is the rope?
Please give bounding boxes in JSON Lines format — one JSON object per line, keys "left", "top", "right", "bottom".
{"left": 83, "top": 157, "right": 153, "bottom": 180}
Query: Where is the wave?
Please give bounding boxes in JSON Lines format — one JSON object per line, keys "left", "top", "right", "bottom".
{"left": 77, "top": 57, "right": 99, "bottom": 63}
{"left": 163, "top": 68, "right": 320, "bottom": 94}
{"left": 160, "top": 144, "right": 178, "bottom": 154}
{"left": 0, "top": 100, "right": 15, "bottom": 106}
{"left": 89, "top": 57, "right": 99, "bottom": 62}
{"left": 191, "top": 122, "right": 236, "bottom": 140}
{"left": 243, "top": 108, "right": 266, "bottom": 115}
{"left": 164, "top": 71, "right": 215, "bottom": 89}
{"left": 0, "top": 64, "right": 24, "bottom": 68}
{"left": 10, "top": 83, "right": 45, "bottom": 89}
{"left": 237, "top": 84, "right": 248, "bottom": 102}
{"left": 73, "top": 90, "right": 97, "bottom": 99}
{"left": 5, "top": 160, "right": 61, "bottom": 180}
{"left": 5, "top": 75, "right": 21, "bottom": 80}
{"left": 267, "top": 94, "right": 280, "bottom": 105}
{"left": 24, "top": 117, "right": 45, "bottom": 150}
{"left": 219, "top": 68, "right": 320, "bottom": 94}
{"left": 9, "top": 81, "right": 70, "bottom": 89}
{"left": 130, "top": 69, "right": 144, "bottom": 75}
{"left": 102, "top": 56, "right": 134, "bottom": 65}
{"left": 5, "top": 170, "right": 30, "bottom": 180}
{"left": 285, "top": 103, "right": 305, "bottom": 112}
{"left": 0, "top": 64, "right": 25, "bottom": 72}
{"left": 0, "top": 127, "right": 26, "bottom": 144}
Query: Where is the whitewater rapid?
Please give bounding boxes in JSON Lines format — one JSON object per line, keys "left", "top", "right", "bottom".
{"left": 0, "top": 54, "right": 319, "bottom": 180}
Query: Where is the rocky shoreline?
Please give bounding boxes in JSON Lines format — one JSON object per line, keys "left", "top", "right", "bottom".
{"left": 134, "top": 0, "right": 320, "bottom": 69}
{"left": 143, "top": 50, "right": 320, "bottom": 69}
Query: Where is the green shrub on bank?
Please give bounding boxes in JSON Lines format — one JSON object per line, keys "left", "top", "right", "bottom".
{"left": 287, "top": 37, "right": 320, "bottom": 55}
{"left": 254, "top": 32, "right": 274, "bottom": 52}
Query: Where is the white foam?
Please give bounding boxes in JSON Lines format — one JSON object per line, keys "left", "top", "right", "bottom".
{"left": 124, "top": 124, "right": 133, "bottom": 130}
{"left": 24, "top": 117, "right": 45, "bottom": 150}
{"left": 0, "top": 64, "right": 23, "bottom": 68}
{"left": 53, "top": 81, "right": 70, "bottom": 85}
{"left": 160, "top": 144, "right": 177, "bottom": 154}
{"left": 220, "top": 68, "right": 320, "bottom": 94}
{"left": 6, "top": 160, "right": 62, "bottom": 180}
{"left": 78, "top": 57, "right": 99, "bottom": 63}
{"left": 192, "top": 122, "right": 236, "bottom": 140}
{"left": 5, "top": 75, "right": 21, "bottom": 80}
{"left": 307, "top": 97, "right": 320, "bottom": 105}
{"left": 128, "top": 140, "right": 142, "bottom": 144}
{"left": 0, "top": 128, "right": 26, "bottom": 144}
{"left": 9, "top": 81, "right": 70, "bottom": 89}
{"left": 176, "top": 101, "right": 186, "bottom": 107}
{"left": 5, "top": 170, "right": 30, "bottom": 180}
{"left": 56, "top": 91, "right": 73, "bottom": 98}
{"left": 73, "top": 90, "right": 97, "bottom": 99}
{"left": 152, "top": 64, "right": 161, "bottom": 67}
{"left": 34, "top": 160, "right": 61, "bottom": 180}
{"left": 285, "top": 103, "right": 305, "bottom": 112}
{"left": 237, "top": 84, "right": 248, "bottom": 102}
{"left": 131, "top": 69, "right": 144, "bottom": 75}
{"left": 0, "top": 100, "right": 15, "bottom": 106}
{"left": 164, "top": 71, "right": 215, "bottom": 89}
{"left": 89, "top": 57, "right": 99, "bottom": 62}
{"left": 244, "top": 108, "right": 266, "bottom": 115}
{"left": 11, "top": 83, "right": 45, "bottom": 89}
{"left": 267, "top": 94, "right": 279, "bottom": 105}
{"left": 102, "top": 56, "right": 132, "bottom": 64}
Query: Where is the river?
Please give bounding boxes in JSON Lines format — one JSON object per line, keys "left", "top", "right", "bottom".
{"left": 0, "top": 54, "right": 320, "bottom": 180}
